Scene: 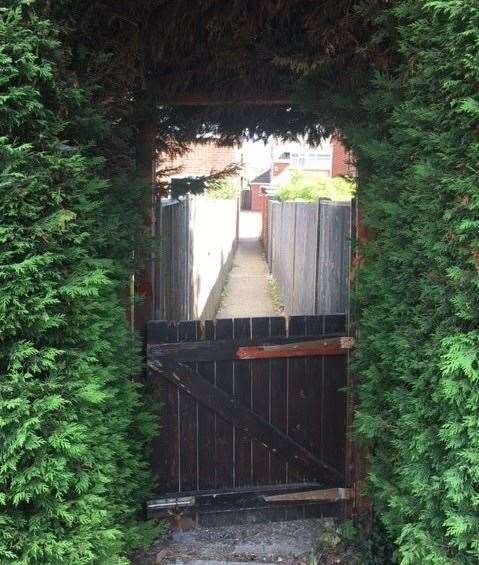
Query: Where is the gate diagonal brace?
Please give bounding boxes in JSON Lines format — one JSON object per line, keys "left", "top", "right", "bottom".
{"left": 148, "top": 359, "right": 343, "bottom": 483}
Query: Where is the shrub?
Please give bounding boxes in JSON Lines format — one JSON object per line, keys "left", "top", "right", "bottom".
{"left": 206, "top": 178, "right": 237, "bottom": 199}
{"left": 0, "top": 4, "right": 157, "bottom": 563}
{"left": 298, "top": 1, "right": 479, "bottom": 562}
{"left": 353, "top": 3, "right": 479, "bottom": 562}
{"left": 277, "top": 170, "right": 355, "bottom": 202}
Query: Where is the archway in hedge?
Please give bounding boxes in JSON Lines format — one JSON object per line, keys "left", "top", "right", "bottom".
{"left": 3, "top": 2, "right": 477, "bottom": 563}
{"left": 76, "top": 2, "right": 479, "bottom": 561}
{"left": 122, "top": 4, "right": 479, "bottom": 563}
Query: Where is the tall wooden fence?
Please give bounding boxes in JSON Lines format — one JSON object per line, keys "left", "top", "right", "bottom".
{"left": 154, "top": 195, "right": 238, "bottom": 320}
{"left": 266, "top": 199, "right": 353, "bottom": 316}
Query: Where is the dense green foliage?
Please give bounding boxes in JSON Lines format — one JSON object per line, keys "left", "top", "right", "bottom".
{"left": 277, "top": 170, "right": 355, "bottom": 202}
{"left": 2, "top": 0, "right": 478, "bottom": 563}
{"left": 169, "top": 174, "right": 237, "bottom": 200}
{"left": 0, "top": 4, "right": 158, "bottom": 563}
{"left": 300, "top": 1, "right": 479, "bottom": 562}
{"left": 205, "top": 178, "right": 237, "bottom": 200}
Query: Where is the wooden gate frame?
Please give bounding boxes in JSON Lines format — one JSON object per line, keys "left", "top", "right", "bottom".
{"left": 146, "top": 318, "right": 366, "bottom": 521}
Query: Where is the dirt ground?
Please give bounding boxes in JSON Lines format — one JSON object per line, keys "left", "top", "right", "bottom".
{"left": 133, "top": 518, "right": 335, "bottom": 564}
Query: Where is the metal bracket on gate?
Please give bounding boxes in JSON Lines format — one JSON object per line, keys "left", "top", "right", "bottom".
{"left": 147, "top": 496, "right": 195, "bottom": 512}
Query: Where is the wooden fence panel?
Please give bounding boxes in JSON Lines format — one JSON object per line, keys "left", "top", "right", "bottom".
{"left": 267, "top": 200, "right": 274, "bottom": 270}
{"left": 147, "top": 314, "right": 348, "bottom": 494}
{"left": 271, "top": 200, "right": 282, "bottom": 280}
{"left": 279, "top": 202, "right": 296, "bottom": 314}
{"left": 317, "top": 201, "right": 351, "bottom": 315}
{"left": 266, "top": 198, "right": 352, "bottom": 316}
{"left": 292, "top": 203, "right": 320, "bottom": 315}
{"left": 154, "top": 195, "right": 238, "bottom": 321}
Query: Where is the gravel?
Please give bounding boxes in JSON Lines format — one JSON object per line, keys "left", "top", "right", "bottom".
{"left": 134, "top": 518, "right": 334, "bottom": 564}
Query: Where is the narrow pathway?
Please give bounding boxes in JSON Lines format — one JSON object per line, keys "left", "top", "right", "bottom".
{"left": 216, "top": 211, "right": 278, "bottom": 319}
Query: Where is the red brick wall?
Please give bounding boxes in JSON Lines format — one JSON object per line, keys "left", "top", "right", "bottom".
{"left": 250, "top": 183, "right": 265, "bottom": 211}
{"left": 160, "top": 141, "right": 240, "bottom": 177}
{"left": 331, "top": 137, "right": 355, "bottom": 177}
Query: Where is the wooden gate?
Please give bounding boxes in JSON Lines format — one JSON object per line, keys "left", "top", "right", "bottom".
{"left": 147, "top": 314, "right": 355, "bottom": 523}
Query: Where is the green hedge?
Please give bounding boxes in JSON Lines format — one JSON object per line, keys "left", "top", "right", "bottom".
{"left": 0, "top": 4, "right": 157, "bottom": 563}
{"left": 299, "top": 1, "right": 479, "bottom": 562}
{"left": 298, "top": 1, "right": 478, "bottom": 562}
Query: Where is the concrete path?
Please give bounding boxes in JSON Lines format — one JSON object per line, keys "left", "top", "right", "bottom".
{"left": 216, "top": 211, "right": 278, "bottom": 319}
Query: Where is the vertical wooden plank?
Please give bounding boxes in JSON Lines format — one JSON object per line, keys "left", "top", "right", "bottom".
{"left": 214, "top": 318, "right": 234, "bottom": 488}
{"left": 269, "top": 317, "right": 288, "bottom": 484}
{"left": 303, "top": 316, "right": 325, "bottom": 483}
{"left": 251, "top": 317, "right": 270, "bottom": 485}
{"left": 187, "top": 197, "right": 195, "bottom": 319}
{"left": 317, "top": 201, "right": 351, "bottom": 315}
{"left": 324, "top": 314, "right": 347, "bottom": 335}
{"left": 165, "top": 321, "right": 180, "bottom": 491}
{"left": 280, "top": 203, "right": 296, "bottom": 314}
{"left": 152, "top": 203, "right": 160, "bottom": 319}
{"left": 234, "top": 318, "right": 252, "bottom": 487}
{"left": 197, "top": 320, "right": 216, "bottom": 490}
{"left": 271, "top": 201, "right": 282, "bottom": 283}
{"left": 339, "top": 203, "right": 352, "bottom": 315}
{"left": 177, "top": 321, "right": 199, "bottom": 491}
{"left": 292, "top": 203, "right": 319, "bottom": 315}
{"left": 148, "top": 321, "right": 170, "bottom": 490}
{"left": 287, "top": 316, "right": 307, "bottom": 483}
{"left": 322, "top": 354, "right": 347, "bottom": 480}
{"left": 178, "top": 200, "right": 185, "bottom": 320}
{"left": 317, "top": 200, "right": 329, "bottom": 315}
{"left": 267, "top": 198, "right": 273, "bottom": 269}
{"left": 159, "top": 206, "right": 168, "bottom": 319}
{"left": 170, "top": 204, "right": 178, "bottom": 320}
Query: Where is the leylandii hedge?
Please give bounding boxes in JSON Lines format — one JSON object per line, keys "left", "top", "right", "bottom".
{"left": 300, "top": 1, "right": 479, "bottom": 562}
{"left": 0, "top": 4, "right": 156, "bottom": 563}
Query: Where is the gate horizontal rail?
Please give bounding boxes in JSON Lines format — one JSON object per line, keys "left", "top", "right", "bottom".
{"left": 149, "top": 333, "right": 354, "bottom": 362}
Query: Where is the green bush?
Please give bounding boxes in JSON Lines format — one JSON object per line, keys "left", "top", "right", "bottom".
{"left": 277, "top": 170, "right": 355, "bottom": 202}
{"left": 299, "top": 1, "right": 479, "bottom": 562}
{"left": 0, "top": 4, "right": 157, "bottom": 563}
{"left": 206, "top": 178, "right": 237, "bottom": 199}
{"left": 354, "top": 3, "right": 479, "bottom": 562}
{"left": 297, "top": 1, "right": 479, "bottom": 562}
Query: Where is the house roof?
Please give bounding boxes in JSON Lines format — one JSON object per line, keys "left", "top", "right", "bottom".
{"left": 250, "top": 169, "right": 271, "bottom": 184}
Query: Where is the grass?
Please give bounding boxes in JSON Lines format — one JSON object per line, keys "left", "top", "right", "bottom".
{"left": 268, "top": 275, "right": 285, "bottom": 314}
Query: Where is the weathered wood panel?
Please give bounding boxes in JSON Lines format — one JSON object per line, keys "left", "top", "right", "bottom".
{"left": 214, "top": 319, "right": 235, "bottom": 488}
{"left": 292, "top": 202, "right": 320, "bottom": 314}
{"left": 234, "top": 317, "right": 253, "bottom": 487}
{"left": 317, "top": 201, "right": 351, "bottom": 315}
{"left": 270, "top": 200, "right": 282, "bottom": 283}
{"left": 154, "top": 195, "right": 238, "bottom": 321}
{"left": 265, "top": 198, "right": 352, "bottom": 317}
{"left": 147, "top": 315, "right": 349, "bottom": 495}
{"left": 269, "top": 317, "right": 288, "bottom": 484}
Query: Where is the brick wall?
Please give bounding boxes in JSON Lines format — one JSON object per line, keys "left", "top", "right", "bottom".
{"left": 160, "top": 141, "right": 241, "bottom": 178}
{"left": 331, "top": 137, "right": 355, "bottom": 177}
{"left": 250, "top": 183, "right": 266, "bottom": 211}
